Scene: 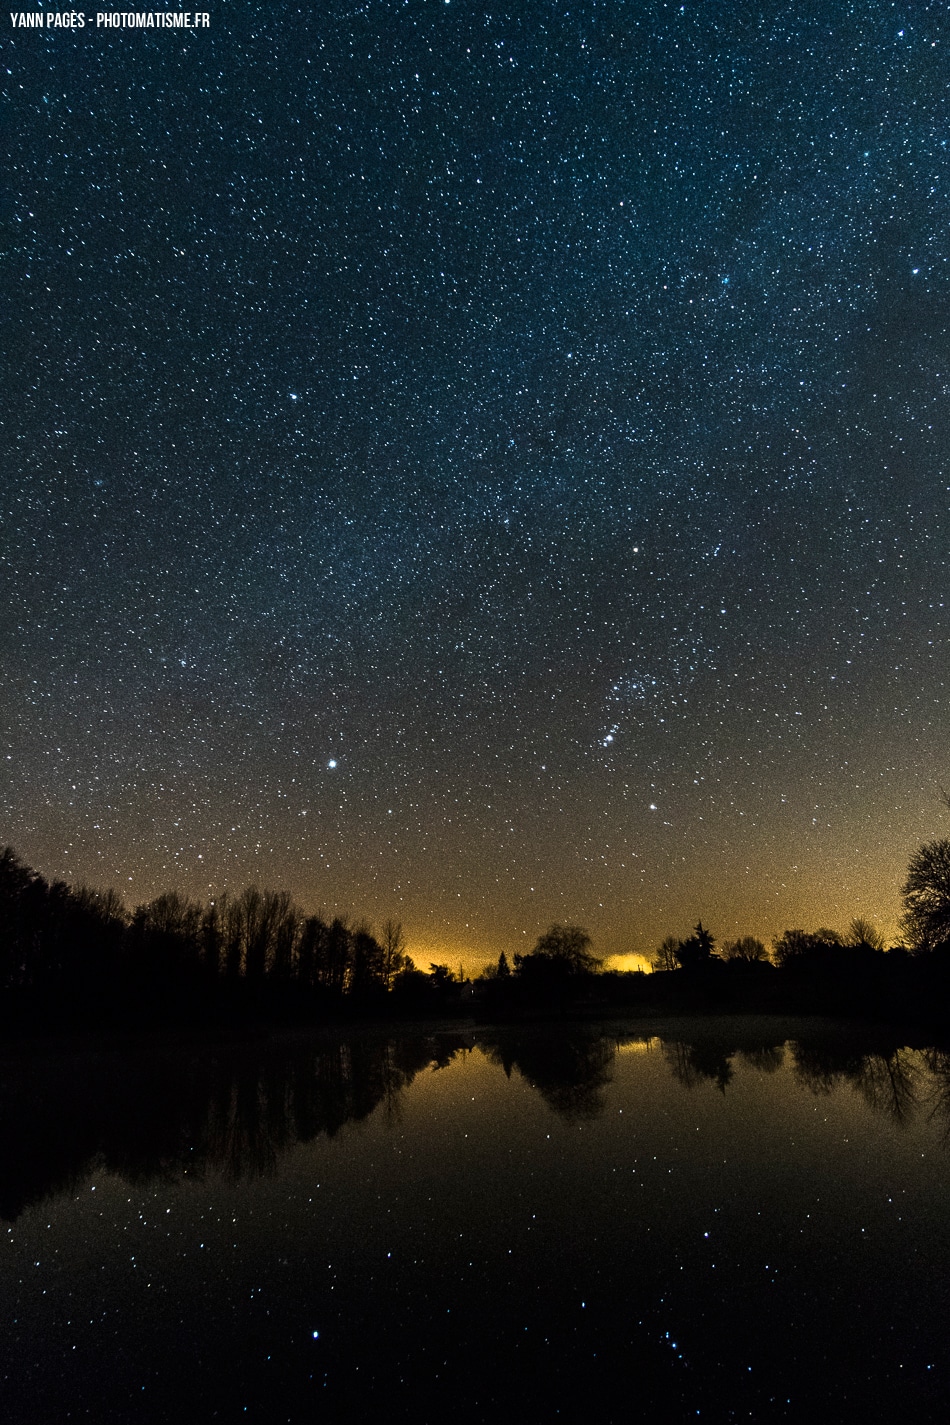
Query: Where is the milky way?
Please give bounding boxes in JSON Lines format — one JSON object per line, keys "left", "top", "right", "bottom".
{"left": 3, "top": 2, "right": 949, "bottom": 966}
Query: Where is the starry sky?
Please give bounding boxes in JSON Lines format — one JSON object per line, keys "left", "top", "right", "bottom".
{"left": 3, "top": 0, "right": 949, "bottom": 971}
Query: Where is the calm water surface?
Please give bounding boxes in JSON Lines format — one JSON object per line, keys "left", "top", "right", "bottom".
{"left": 1, "top": 1018, "right": 948, "bottom": 1422}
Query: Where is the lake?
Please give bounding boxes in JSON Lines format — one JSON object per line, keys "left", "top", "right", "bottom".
{"left": 1, "top": 1017, "right": 947, "bottom": 1422}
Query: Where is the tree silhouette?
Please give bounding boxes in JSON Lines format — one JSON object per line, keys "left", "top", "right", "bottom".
{"left": 846, "top": 917, "right": 885, "bottom": 951}
{"left": 772, "top": 927, "right": 843, "bottom": 967}
{"left": 525, "top": 924, "right": 600, "bottom": 973}
{"left": 129, "top": 891, "right": 203, "bottom": 1002}
{"left": 675, "top": 921, "right": 715, "bottom": 969}
{"left": 270, "top": 896, "right": 301, "bottom": 986}
{"left": 380, "top": 919, "right": 410, "bottom": 989}
{"left": 296, "top": 914, "right": 329, "bottom": 994}
{"left": 721, "top": 935, "right": 768, "bottom": 962}
{"left": 200, "top": 901, "right": 223, "bottom": 982}
{"left": 350, "top": 926, "right": 387, "bottom": 998}
{"left": 900, "top": 840, "right": 950, "bottom": 952}
{"left": 512, "top": 925, "right": 601, "bottom": 1000}
{"left": 651, "top": 935, "right": 680, "bottom": 972}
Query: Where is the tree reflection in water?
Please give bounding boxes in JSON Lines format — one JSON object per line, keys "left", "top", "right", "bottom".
{"left": 923, "top": 1047, "right": 950, "bottom": 1145}
{"left": 662, "top": 1038, "right": 735, "bottom": 1092}
{"left": 0, "top": 1031, "right": 474, "bottom": 1220}
{"left": 479, "top": 1029, "right": 616, "bottom": 1120}
{"left": 790, "top": 1034, "right": 924, "bottom": 1126}
{"left": 2, "top": 1022, "right": 949, "bottom": 1218}
{"left": 738, "top": 1043, "right": 785, "bottom": 1074}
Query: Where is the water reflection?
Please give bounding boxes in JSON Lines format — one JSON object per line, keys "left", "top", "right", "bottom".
{"left": 0, "top": 1030, "right": 475, "bottom": 1219}
{"left": 789, "top": 1038, "right": 922, "bottom": 1125}
{"left": 926, "top": 1048, "right": 950, "bottom": 1144}
{"left": 2, "top": 1021, "right": 948, "bottom": 1218}
{"left": 480, "top": 1028, "right": 616, "bottom": 1120}
{"left": 662, "top": 1037, "right": 735, "bottom": 1092}
{"left": 738, "top": 1043, "right": 785, "bottom": 1074}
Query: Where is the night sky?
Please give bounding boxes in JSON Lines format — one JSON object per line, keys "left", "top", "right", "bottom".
{"left": 3, "top": 1, "right": 949, "bottom": 970}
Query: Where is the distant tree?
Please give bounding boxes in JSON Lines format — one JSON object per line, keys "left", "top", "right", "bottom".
{"left": 58, "top": 882, "right": 128, "bottom": 1002}
{"left": 221, "top": 894, "right": 243, "bottom": 983}
{"left": 200, "top": 901, "right": 223, "bottom": 982}
{"left": 512, "top": 926, "right": 601, "bottom": 1001}
{"left": 428, "top": 963, "right": 456, "bottom": 989}
{"left": 298, "top": 913, "right": 351, "bottom": 995}
{"left": 675, "top": 921, "right": 715, "bottom": 970}
{"left": 652, "top": 935, "right": 681, "bottom": 972}
{"left": 772, "top": 927, "right": 844, "bottom": 967}
{"left": 125, "top": 891, "right": 200, "bottom": 1012}
{"left": 772, "top": 929, "right": 809, "bottom": 966}
{"left": 350, "top": 926, "right": 387, "bottom": 997}
{"left": 73, "top": 885, "right": 127, "bottom": 929}
{"left": 846, "top": 917, "right": 885, "bottom": 951}
{"left": 526, "top": 925, "right": 600, "bottom": 975}
{"left": 247, "top": 889, "right": 296, "bottom": 983}
{"left": 900, "top": 840, "right": 950, "bottom": 953}
{"left": 134, "top": 890, "right": 201, "bottom": 945}
{"left": 391, "top": 964, "right": 429, "bottom": 999}
{"left": 270, "top": 896, "right": 301, "bottom": 985}
{"left": 295, "top": 914, "right": 329, "bottom": 993}
{"left": 380, "top": 919, "right": 411, "bottom": 989}
{"left": 324, "top": 918, "right": 352, "bottom": 995}
{"left": 477, "top": 951, "right": 512, "bottom": 984}
{"left": 0, "top": 845, "right": 34, "bottom": 906}
{"left": 131, "top": 891, "right": 203, "bottom": 988}
{"left": 235, "top": 887, "right": 267, "bottom": 984}
{"left": 721, "top": 935, "right": 769, "bottom": 963}
{"left": 0, "top": 846, "right": 42, "bottom": 989}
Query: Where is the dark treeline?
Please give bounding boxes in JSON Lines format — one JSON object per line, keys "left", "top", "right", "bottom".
{"left": 3, "top": 1023, "right": 949, "bottom": 1222}
{"left": 3, "top": 840, "right": 950, "bottom": 1030}
{"left": 475, "top": 916, "right": 950, "bottom": 1029}
{"left": 0, "top": 846, "right": 466, "bottom": 1029}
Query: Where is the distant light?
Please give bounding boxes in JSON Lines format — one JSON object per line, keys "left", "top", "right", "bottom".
{"left": 289, "top": 392, "right": 299, "bottom": 401}
{"left": 327, "top": 759, "right": 337, "bottom": 769}
{"left": 649, "top": 803, "right": 658, "bottom": 811}
{"left": 312, "top": 1330, "right": 319, "bottom": 1339}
